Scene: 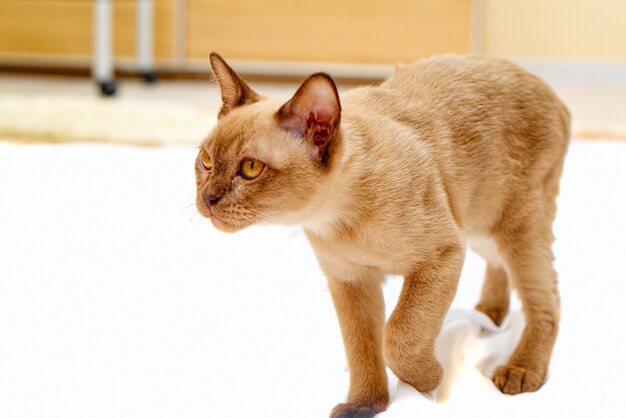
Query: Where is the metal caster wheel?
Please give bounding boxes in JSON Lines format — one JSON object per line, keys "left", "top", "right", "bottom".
{"left": 141, "top": 71, "right": 157, "bottom": 83}
{"left": 99, "top": 80, "right": 117, "bottom": 96}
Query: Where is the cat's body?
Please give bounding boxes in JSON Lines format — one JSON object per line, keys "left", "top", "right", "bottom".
{"left": 306, "top": 56, "right": 569, "bottom": 268}
{"left": 196, "top": 54, "right": 569, "bottom": 418}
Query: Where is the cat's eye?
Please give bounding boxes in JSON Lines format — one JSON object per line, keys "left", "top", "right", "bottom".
{"left": 241, "top": 158, "right": 265, "bottom": 179}
{"left": 200, "top": 150, "right": 212, "bottom": 170}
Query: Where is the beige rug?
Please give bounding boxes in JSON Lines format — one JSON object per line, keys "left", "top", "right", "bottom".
{"left": 0, "top": 94, "right": 217, "bottom": 147}
{"left": 0, "top": 94, "right": 624, "bottom": 146}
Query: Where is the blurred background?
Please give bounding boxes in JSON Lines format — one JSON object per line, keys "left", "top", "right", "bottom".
{"left": 2, "top": 0, "right": 626, "bottom": 67}
{"left": 1, "top": 0, "right": 625, "bottom": 143}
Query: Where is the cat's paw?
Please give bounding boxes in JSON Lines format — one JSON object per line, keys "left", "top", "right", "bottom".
{"left": 493, "top": 365, "right": 544, "bottom": 394}
{"left": 475, "top": 303, "right": 508, "bottom": 326}
{"left": 329, "top": 403, "right": 385, "bottom": 418}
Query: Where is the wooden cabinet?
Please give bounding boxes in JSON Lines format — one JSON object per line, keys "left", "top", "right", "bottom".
{"left": 0, "top": 0, "right": 471, "bottom": 69}
{"left": 186, "top": 0, "right": 471, "bottom": 64}
{"left": 0, "top": 0, "right": 173, "bottom": 60}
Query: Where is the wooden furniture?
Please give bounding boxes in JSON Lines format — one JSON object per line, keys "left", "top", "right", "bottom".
{"left": 0, "top": 0, "right": 473, "bottom": 79}
{"left": 186, "top": 0, "right": 471, "bottom": 64}
{"left": 93, "top": 0, "right": 157, "bottom": 95}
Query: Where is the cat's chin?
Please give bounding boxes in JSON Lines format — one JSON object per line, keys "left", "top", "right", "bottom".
{"left": 210, "top": 216, "right": 244, "bottom": 233}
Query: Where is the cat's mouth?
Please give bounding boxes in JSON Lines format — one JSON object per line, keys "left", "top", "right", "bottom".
{"left": 206, "top": 206, "right": 244, "bottom": 233}
{"left": 210, "top": 214, "right": 240, "bottom": 233}
{"left": 196, "top": 196, "right": 246, "bottom": 233}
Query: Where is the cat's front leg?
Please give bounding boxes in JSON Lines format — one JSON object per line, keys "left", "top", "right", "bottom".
{"left": 326, "top": 274, "right": 389, "bottom": 418}
{"left": 384, "top": 243, "right": 464, "bottom": 392}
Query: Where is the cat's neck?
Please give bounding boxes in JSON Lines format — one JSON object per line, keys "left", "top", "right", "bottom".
{"left": 299, "top": 121, "right": 365, "bottom": 240}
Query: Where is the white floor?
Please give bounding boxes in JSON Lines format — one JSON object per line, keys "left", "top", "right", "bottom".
{"left": 1, "top": 137, "right": 625, "bottom": 418}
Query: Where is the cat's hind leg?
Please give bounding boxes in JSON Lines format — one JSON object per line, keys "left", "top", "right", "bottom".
{"left": 469, "top": 232, "right": 510, "bottom": 326}
{"left": 491, "top": 193, "right": 561, "bottom": 394}
{"left": 475, "top": 264, "right": 510, "bottom": 326}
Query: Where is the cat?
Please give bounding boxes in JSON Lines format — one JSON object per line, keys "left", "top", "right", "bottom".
{"left": 195, "top": 52, "right": 570, "bottom": 418}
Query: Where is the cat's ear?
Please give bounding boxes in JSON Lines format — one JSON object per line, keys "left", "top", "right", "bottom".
{"left": 276, "top": 73, "right": 341, "bottom": 163}
{"left": 209, "top": 52, "right": 260, "bottom": 118}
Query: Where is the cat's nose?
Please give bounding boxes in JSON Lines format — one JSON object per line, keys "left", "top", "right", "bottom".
{"left": 203, "top": 193, "right": 221, "bottom": 206}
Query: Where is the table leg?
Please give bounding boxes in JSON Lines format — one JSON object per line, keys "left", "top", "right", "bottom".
{"left": 93, "top": 0, "right": 116, "bottom": 96}
{"left": 137, "top": 0, "right": 156, "bottom": 83}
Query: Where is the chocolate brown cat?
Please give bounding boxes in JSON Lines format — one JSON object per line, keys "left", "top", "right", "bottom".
{"left": 195, "top": 53, "right": 569, "bottom": 418}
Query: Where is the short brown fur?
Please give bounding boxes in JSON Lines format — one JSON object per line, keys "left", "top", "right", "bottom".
{"left": 196, "top": 53, "right": 570, "bottom": 417}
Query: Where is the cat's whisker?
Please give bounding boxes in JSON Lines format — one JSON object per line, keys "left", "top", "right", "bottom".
{"left": 241, "top": 212, "right": 275, "bottom": 226}
{"left": 242, "top": 207, "right": 283, "bottom": 225}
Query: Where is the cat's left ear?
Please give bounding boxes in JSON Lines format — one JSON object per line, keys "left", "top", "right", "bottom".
{"left": 209, "top": 52, "right": 260, "bottom": 118}
{"left": 276, "top": 73, "right": 341, "bottom": 164}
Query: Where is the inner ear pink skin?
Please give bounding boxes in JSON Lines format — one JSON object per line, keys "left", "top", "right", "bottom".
{"left": 307, "top": 111, "right": 334, "bottom": 149}
{"left": 276, "top": 73, "right": 341, "bottom": 162}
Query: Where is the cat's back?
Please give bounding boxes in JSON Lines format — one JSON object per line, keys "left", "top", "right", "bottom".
{"left": 340, "top": 55, "right": 570, "bottom": 231}
{"left": 344, "top": 55, "right": 569, "bottom": 149}
{"left": 382, "top": 55, "right": 558, "bottom": 108}
{"left": 379, "top": 54, "right": 570, "bottom": 177}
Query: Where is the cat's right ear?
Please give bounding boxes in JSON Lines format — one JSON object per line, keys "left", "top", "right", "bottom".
{"left": 209, "top": 52, "right": 260, "bottom": 118}
{"left": 276, "top": 73, "right": 341, "bottom": 164}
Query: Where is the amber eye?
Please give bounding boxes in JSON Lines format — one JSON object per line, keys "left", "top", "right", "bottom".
{"left": 241, "top": 158, "right": 265, "bottom": 179}
{"left": 200, "top": 150, "right": 212, "bottom": 170}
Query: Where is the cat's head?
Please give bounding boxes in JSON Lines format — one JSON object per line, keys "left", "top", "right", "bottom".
{"left": 195, "top": 53, "right": 342, "bottom": 233}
